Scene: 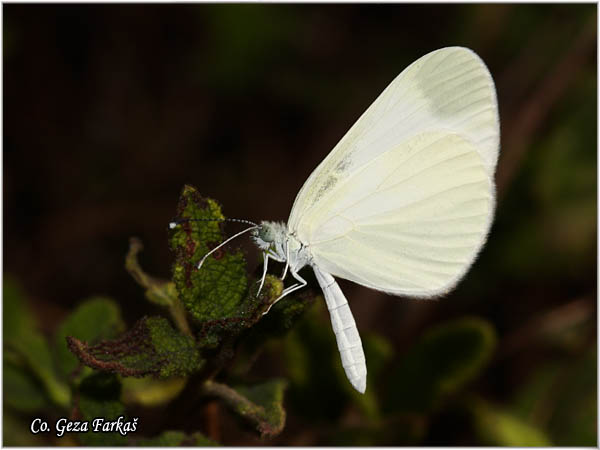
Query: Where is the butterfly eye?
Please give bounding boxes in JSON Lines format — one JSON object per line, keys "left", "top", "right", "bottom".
{"left": 258, "top": 226, "right": 272, "bottom": 242}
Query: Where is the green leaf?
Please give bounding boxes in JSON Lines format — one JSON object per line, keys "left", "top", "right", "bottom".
{"left": 3, "top": 276, "right": 36, "bottom": 340}
{"left": 67, "top": 316, "right": 204, "bottom": 378}
{"left": 77, "top": 372, "right": 127, "bottom": 446}
{"left": 3, "top": 277, "right": 70, "bottom": 409}
{"left": 282, "top": 300, "right": 350, "bottom": 421}
{"left": 203, "top": 378, "right": 288, "bottom": 438}
{"left": 169, "top": 185, "right": 249, "bottom": 323}
{"left": 3, "top": 361, "right": 50, "bottom": 412}
{"left": 54, "top": 296, "right": 125, "bottom": 379}
{"left": 235, "top": 378, "right": 288, "bottom": 437}
{"left": 385, "top": 317, "right": 496, "bottom": 414}
{"left": 470, "top": 397, "right": 552, "bottom": 446}
{"left": 121, "top": 376, "right": 187, "bottom": 407}
{"left": 195, "top": 274, "right": 285, "bottom": 350}
{"left": 168, "top": 186, "right": 299, "bottom": 351}
{"left": 137, "top": 430, "right": 217, "bottom": 446}
{"left": 249, "top": 275, "right": 316, "bottom": 338}
{"left": 230, "top": 276, "right": 317, "bottom": 377}
{"left": 3, "top": 412, "right": 48, "bottom": 446}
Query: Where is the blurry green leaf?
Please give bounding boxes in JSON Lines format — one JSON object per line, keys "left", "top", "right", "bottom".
{"left": 169, "top": 186, "right": 249, "bottom": 324}
{"left": 77, "top": 372, "right": 127, "bottom": 446}
{"left": 3, "top": 361, "right": 50, "bottom": 412}
{"left": 386, "top": 317, "right": 496, "bottom": 414}
{"left": 54, "top": 296, "right": 125, "bottom": 379}
{"left": 137, "top": 430, "right": 217, "bottom": 446}
{"left": 3, "top": 276, "right": 36, "bottom": 340}
{"left": 203, "top": 378, "right": 288, "bottom": 438}
{"left": 235, "top": 378, "right": 287, "bottom": 437}
{"left": 121, "top": 376, "right": 187, "bottom": 407}
{"left": 510, "top": 362, "right": 561, "bottom": 421}
{"left": 230, "top": 276, "right": 317, "bottom": 376}
{"left": 17, "top": 333, "right": 71, "bottom": 409}
{"left": 283, "top": 300, "right": 350, "bottom": 421}
{"left": 67, "top": 316, "right": 204, "bottom": 378}
{"left": 248, "top": 275, "right": 314, "bottom": 338}
{"left": 470, "top": 397, "right": 551, "bottom": 446}
{"left": 3, "top": 412, "right": 48, "bottom": 446}
{"left": 3, "top": 277, "right": 70, "bottom": 409}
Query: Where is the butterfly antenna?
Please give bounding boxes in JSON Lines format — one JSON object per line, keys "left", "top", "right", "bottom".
{"left": 196, "top": 225, "right": 259, "bottom": 269}
{"left": 169, "top": 217, "right": 258, "bottom": 229}
{"left": 169, "top": 217, "right": 260, "bottom": 270}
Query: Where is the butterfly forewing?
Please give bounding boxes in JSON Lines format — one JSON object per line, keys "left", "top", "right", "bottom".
{"left": 288, "top": 47, "right": 498, "bottom": 297}
{"left": 288, "top": 46, "right": 499, "bottom": 238}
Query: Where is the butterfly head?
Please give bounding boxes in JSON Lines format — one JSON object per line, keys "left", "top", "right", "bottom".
{"left": 251, "top": 221, "right": 287, "bottom": 251}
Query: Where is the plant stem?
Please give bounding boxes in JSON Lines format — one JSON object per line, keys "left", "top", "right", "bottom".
{"left": 201, "top": 380, "right": 265, "bottom": 425}
{"left": 125, "top": 237, "right": 193, "bottom": 337}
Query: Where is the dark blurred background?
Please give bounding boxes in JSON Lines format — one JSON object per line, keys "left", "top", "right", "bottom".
{"left": 4, "top": 4, "right": 597, "bottom": 446}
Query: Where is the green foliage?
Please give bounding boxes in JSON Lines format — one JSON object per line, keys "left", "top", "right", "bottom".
{"left": 283, "top": 301, "right": 350, "bottom": 421}
{"left": 3, "top": 413, "right": 47, "bottom": 446}
{"left": 55, "top": 187, "right": 316, "bottom": 444}
{"left": 3, "top": 277, "right": 71, "bottom": 410}
{"left": 77, "top": 373, "right": 128, "bottom": 446}
{"left": 67, "top": 316, "right": 204, "bottom": 378}
{"left": 168, "top": 185, "right": 295, "bottom": 351}
{"left": 121, "top": 376, "right": 187, "bottom": 407}
{"left": 9, "top": 184, "right": 591, "bottom": 446}
{"left": 470, "top": 397, "right": 552, "bottom": 446}
{"left": 234, "top": 378, "right": 288, "bottom": 437}
{"left": 228, "top": 275, "right": 316, "bottom": 376}
{"left": 137, "top": 430, "right": 217, "bottom": 446}
{"left": 249, "top": 274, "right": 315, "bottom": 338}
{"left": 385, "top": 317, "right": 496, "bottom": 415}
{"left": 147, "top": 316, "right": 205, "bottom": 377}
{"left": 54, "top": 296, "right": 125, "bottom": 379}
{"left": 169, "top": 185, "right": 249, "bottom": 324}
{"left": 3, "top": 276, "right": 37, "bottom": 339}
{"left": 204, "top": 378, "right": 288, "bottom": 438}
{"left": 3, "top": 361, "right": 50, "bottom": 412}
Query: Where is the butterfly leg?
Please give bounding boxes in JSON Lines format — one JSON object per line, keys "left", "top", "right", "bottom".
{"left": 256, "top": 252, "right": 270, "bottom": 296}
{"left": 280, "top": 270, "right": 307, "bottom": 298}
{"left": 280, "top": 238, "right": 290, "bottom": 280}
{"left": 256, "top": 250, "right": 285, "bottom": 296}
{"left": 262, "top": 270, "right": 307, "bottom": 315}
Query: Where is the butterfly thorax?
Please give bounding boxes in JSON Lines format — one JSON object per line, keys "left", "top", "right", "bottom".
{"left": 251, "top": 221, "right": 312, "bottom": 271}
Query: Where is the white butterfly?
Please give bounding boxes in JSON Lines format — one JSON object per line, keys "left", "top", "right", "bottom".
{"left": 199, "top": 47, "right": 499, "bottom": 394}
